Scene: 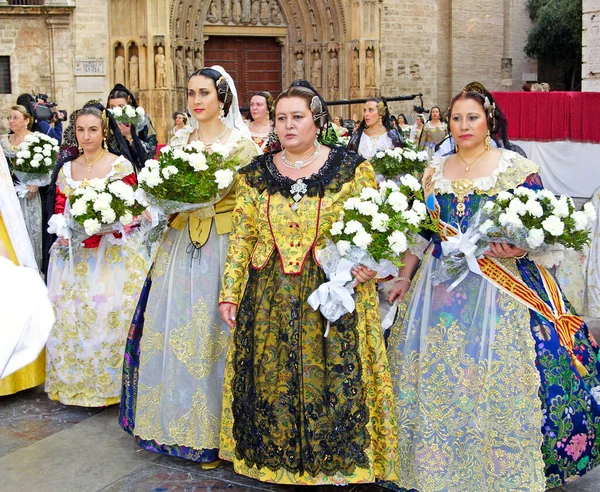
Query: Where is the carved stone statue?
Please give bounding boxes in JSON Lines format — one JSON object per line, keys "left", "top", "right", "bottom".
{"left": 176, "top": 50, "right": 185, "bottom": 88}
{"left": 311, "top": 52, "right": 322, "bottom": 88}
{"left": 271, "top": 0, "right": 282, "bottom": 25}
{"left": 328, "top": 52, "right": 338, "bottom": 88}
{"left": 207, "top": 1, "right": 219, "bottom": 23}
{"left": 329, "top": 22, "right": 335, "bottom": 41}
{"left": 365, "top": 49, "right": 376, "bottom": 88}
{"left": 185, "top": 52, "right": 194, "bottom": 80}
{"left": 260, "top": 0, "right": 269, "bottom": 25}
{"left": 155, "top": 47, "right": 166, "bottom": 88}
{"left": 194, "top": 22, "right": 200, "bottom": 38}
{"left": 309, "top": 8, "right": 318, "bottom": 41}
{"left": 251, "top": 0, "right": 259, "bottom": 25}
{"left": 129, "top": 55, "right": 139, "bottom": 91}
{"left": 233, "top": 0, "right": 241, "bottom": 24}
{"left": 114, "top": 55, "right": 125, "bottom": 85}
{"left": 176, "top": 18, "right": 180, "bottom": 32}
{"left": 194, "top": 52, "right": 203, "bottom": 71}
{"left": 293, "top": 53, "right": 305, "bottom": 80}
{"left": 222, "top": 0, "right": 231, "bottom": 24}
{"left": 351, "top": 49, "right": 359, "bottom": 88}
{"left": 242, "top": 0, "right": 251, "bottom": 23}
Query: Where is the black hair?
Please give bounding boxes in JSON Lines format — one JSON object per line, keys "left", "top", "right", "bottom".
{"left": 249, "top": 91, "right": 274, "bottom": 121}
{"left": 16, "top": 93, "right": 35, "bottom": 107}
{"left": 348, "top": 97, "right": 404, "bottom": 152}
{"left": 449, "top": 86, "right": 511, "bottom": 149}
{"left": 188, "top": 68, "right": 234, "bottom": 116}
{"left": 172, "top": 111, "right": 188, "bottom": 124}
{"left": 397, "top": 113, "right": 408, "bottom": 125}
{"left": 107, "top": 84, "right": 137, "bottom": 108}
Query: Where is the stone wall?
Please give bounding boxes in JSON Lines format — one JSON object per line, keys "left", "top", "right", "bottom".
{"left": 0, "top": 12, "right": 56, "bottom": 135}
{"left": 583, "top": 0, "right": 600, "bottom": 91}
{"left": 0, "top": 2, "right": 110, "bottom": 136}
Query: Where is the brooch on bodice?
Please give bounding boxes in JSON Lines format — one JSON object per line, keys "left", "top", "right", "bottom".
{"left": 290, "top": 178, "right": 308, "bottom": 212}
{"left": 451, "top": 178, "right": 475, "bottom": 217}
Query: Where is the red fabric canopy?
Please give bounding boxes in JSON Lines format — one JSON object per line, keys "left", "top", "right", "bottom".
{"left": 490, "top": 91, "right": 600, "bottom": 143}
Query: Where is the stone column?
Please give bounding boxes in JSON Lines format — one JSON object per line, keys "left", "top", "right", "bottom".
{"left": 46, "top": 16, "right": 72, "bottom": 108}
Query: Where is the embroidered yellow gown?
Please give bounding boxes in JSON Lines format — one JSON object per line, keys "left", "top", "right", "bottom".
{"left": 0, "top": 213, "right": 45, "bottom": 395}
{"left": 219, "top": 147, "right": 398, "bottom": 485}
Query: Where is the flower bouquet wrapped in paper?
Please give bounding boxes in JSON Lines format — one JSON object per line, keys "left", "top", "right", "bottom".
{"left": 434, "top": 187, "right": 597, "bottom": 287}
{"left": 108, "top": 105, "right": 146, "bottom": 128}
{"left": 66, "top": 178, "right": 145, "bottom": 242}
{"left": 308, "top": 176, "right": 436, "bottom": 332}
{"left": 370, "top": 140, "right": 428, "bottom": 180}
{"left": 137, "top": 141, "right": 239, "bottom": 215}
{"left": 13, "top": 132, "right": 60, "bottom": 189}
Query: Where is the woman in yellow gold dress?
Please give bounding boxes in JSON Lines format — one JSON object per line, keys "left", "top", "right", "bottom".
{"left": 0, "top": 146, "right": 45, "bottom": 396}
{"left": 218, "top": 81, "right": 397, "bottom": 485}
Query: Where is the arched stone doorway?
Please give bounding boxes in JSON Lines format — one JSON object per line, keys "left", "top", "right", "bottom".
{"left": 107, "top": 0, "right": 383, "bottom": 142}
{"left": 170, "top": 0, "right": 351, "bottom": 108}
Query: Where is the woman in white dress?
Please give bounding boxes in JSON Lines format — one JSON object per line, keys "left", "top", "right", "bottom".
{"left": 119, "top": 66, "right": 259, "bottom": 469}
{"left": 348, "top": 98, "right": 403, "bottom": 161}
{"left": 248, "top": 91, "right": 273, "bottom": 152}
{"left": 45, "top": 105, "right": 150, "bottom": 407}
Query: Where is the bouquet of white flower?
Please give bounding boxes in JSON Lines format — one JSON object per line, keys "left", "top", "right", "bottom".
{"left": 478, "top": 187, "right": 595, "bottom": 253}
{"left": 108, "top": 105, "right": 146, "bottom": 128}
{"left": 308, "top": 176, "right": 435, "bottom": 330}
{"left": 13, "top": 132, "right": 60, "bottom": 187}
{"left": 337, "top": 136, "right": 350, "bottom": 147}
{"left": 370, "top": 141, "right": 429, "bottom": 180}
{"left": 68, "top": 178, "right": 145, "bottom": 238}
{"left": 137, "top": 141, "right": 239, "bottom": 215}
{"left": 434, "top": 187, "right": 597, "bottom": 286}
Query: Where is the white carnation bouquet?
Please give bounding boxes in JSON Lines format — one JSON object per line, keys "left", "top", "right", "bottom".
{"left": 67, "top": 178, "right": 145, "bottom": 238}
{"left": 434, "top": 187, "right": 597, "bottom": 286}
{"left": 137, "top": 141, "right": 238, "bottom": 215}
{"left": 370, "top": 141, "right": 428, "bottom": 180}
{"left": 108, "top": 105, "right": 146, "bottom": 128}
{"left": 13, "top": 132, "right": 60, "bottom": 188}
{"left": 308, "top": 176, "right": 436, "bottom": 332}
{"left": 337, "top": 136, "right": 350, "bottom": 147}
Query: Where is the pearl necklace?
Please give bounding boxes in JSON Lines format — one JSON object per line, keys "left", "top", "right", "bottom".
{"left": 197, "top": 126, "right": 228, "bottom": 148}
{"left": 282, "top": 142, "right": 321, "bottom": 170}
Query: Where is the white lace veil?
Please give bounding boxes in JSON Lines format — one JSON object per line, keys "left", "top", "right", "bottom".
{"left": 0, "top": 148, "right": 37, "bottom": 270}
{"left": 187, "top": 65, "right": 251, "bottom": 138}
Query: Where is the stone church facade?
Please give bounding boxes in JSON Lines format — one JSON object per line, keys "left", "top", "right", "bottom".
{"left": 0, "top": 0, "right": 536, "bottom": 143}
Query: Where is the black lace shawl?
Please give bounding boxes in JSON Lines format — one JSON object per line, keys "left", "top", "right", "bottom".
{"left": 240, "top": 146, "right": 366, "bottom": 199}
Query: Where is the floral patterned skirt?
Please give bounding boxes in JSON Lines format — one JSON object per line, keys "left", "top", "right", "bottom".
{"left": 119, "top": 223, "right": 229, "bottom": 463}
{"left": 382, "top": 251, "right": 600, "bottom": 492}
{"left": 45, "top": 235, "right": 149, "bottom": 406}
{"left": 219, "top": 253, "right": 398, "bottom": 485}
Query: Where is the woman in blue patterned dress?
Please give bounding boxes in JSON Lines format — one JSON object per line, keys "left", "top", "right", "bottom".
{"left": 384, "top": 84, "right": 600, "bottom": 491}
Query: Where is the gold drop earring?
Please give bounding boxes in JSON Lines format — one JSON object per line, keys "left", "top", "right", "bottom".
{"left": 484, "top": 130, "right": 492, "bottom": 151}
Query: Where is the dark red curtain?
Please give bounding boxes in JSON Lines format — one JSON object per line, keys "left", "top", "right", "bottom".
{"left": 491, "top": 92, "right": 600, "bottom": 143}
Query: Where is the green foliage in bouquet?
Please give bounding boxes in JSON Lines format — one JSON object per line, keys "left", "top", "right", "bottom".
{"left": 480, "top": 187, "right": 595, "bottom": 251}
{"left": 14, "top": 132, "right": 59, "bottom": 174}
{"left": 329, "top": 176, "right": 436, "bottom": 267}
{"left": 138, "top": 142, "right": 239, "bottom": 204}
{"left": 370, "top": 140, "right": 429, "bottom": 180}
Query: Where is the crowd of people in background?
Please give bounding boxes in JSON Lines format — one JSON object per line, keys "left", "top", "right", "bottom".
{"left": 1, "top": 68, "right": 600, "bottom": 492}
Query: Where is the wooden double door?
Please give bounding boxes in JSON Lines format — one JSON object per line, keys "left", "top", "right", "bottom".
{"left": 204, "top": 36, "right": 283, "bottom": 108}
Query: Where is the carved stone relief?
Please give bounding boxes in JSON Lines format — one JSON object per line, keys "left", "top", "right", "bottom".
{"left": 114, "top": 54, "right": 125, "bottom": 85}
{"left": 311, "top": 50, "right": 322, "bottom": 88}
{"left": 351, "top": 49, "right": 360, "bottom": 88}
{"left": 365, "top": 48, "right": 376, "bottom": 88}
{"left": 129, "top": 54, "right": 139, "bottom": 91}
{"left": 155, "top": 46, "right": 167, "bottom": 89}
{"left": 328, "top": 50, "right": 338, "bottom": 89}
{"left": 206, "top": 0, "right": 286, "bottom": 27}
{"left": 293, "top": 52, "right": 305, "bottom": 80}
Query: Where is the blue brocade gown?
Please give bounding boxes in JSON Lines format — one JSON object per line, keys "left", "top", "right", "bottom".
{"left": 383, "top": 150, "right": 600, "bottom": 492}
